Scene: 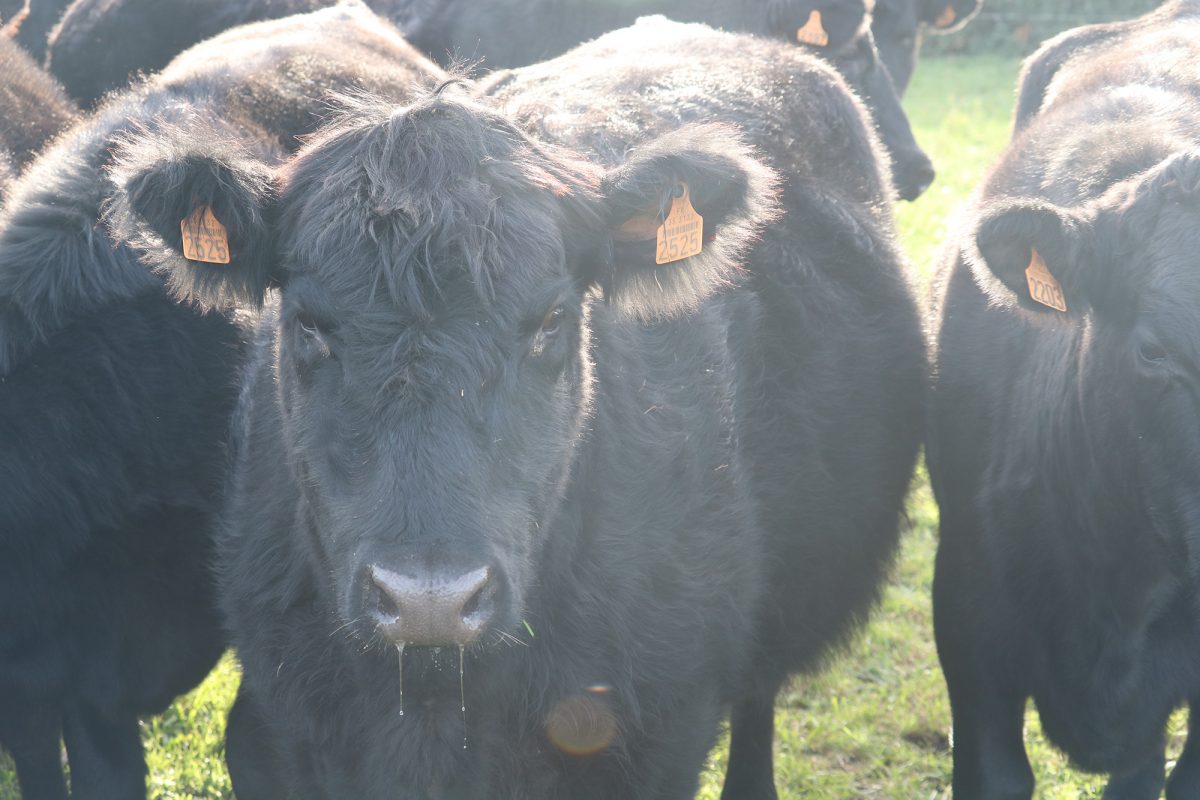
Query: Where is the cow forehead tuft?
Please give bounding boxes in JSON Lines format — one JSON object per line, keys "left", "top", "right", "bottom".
{"left": 275, "top": 95, "right": 595, "bottom": 317}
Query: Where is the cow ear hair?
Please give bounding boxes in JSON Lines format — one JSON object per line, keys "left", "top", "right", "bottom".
{"left": 592, "top": 123, "right": 780, "bottom": 319}
{"left": 971, "top": 199, "right": 1097, "bottom": 314}
{"left": 107, "top": 122, "right": 279, "bottom": 311}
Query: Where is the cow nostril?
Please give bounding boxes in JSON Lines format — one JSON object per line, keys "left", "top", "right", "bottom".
{"left": 369, "top": 565, "right": 401, "bottom": 620}
{"left": 461, "top": 585, "right": 484, "bottom": 621}
{"left": 376, "top": 586, "right": 399, "bottom": 620}
{"left": 916, "top": 164, "right": 936, "bottom": 194}
{"left": 460, "top": 578, "right": 496, "bottom": 630}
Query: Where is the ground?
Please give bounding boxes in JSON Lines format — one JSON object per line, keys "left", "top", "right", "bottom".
{"left": 4, "top": 54, "right": 1183, "bottom": 799}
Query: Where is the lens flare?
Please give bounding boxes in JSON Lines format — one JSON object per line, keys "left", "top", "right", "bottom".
{"left": 545, "top": 692, "right": 617, "bottom": 756}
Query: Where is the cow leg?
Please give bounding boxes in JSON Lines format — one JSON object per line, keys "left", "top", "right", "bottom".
{"left": 942, "top": 675, "right": 1032, "bottom": 800}
{"left": 721, "top": 689, "right": 778, "bottom": 800}
{"left": 935, "top": 533, "right": 1033, "bottom": 800}
{"left": 1166, "top": 701, "right": 1200, "bottom": 799}
{"left": 1102, "top": 755, "right": 1164, "bottom": 800}
{"left": 225, "top": 684, "right": 286, "bottom": 800}
{"left": 61, "top": 704, "right": 144, "bottom": 800}
{"left": 6, "top": 704, "right": 68, "bottom": 800}
{"left": 1102, "top": 735, "right": 1166, "bottom": 800}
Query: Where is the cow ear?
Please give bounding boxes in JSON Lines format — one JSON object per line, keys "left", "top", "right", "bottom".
{"left": 593, "top": 124, "right": 780, "bottom": 319}
{"left": 923, "top": 0, "right": 981, "bottom": 32}
{"left": 767, "top": 1, "right": 866, "bottom": 50}
{"left": 107, "top": 125, "right": 278, "bottom": 311}
{"left": 972, "top": 199, "right": 1096, "bottom": 314}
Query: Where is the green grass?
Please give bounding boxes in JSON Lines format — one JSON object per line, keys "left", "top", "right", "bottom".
{"left": 2, "top": 54, "right": 1165, "bottom": 800}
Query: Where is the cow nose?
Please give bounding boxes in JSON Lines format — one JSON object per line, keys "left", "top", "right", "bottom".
{"left": 369, "top": 564, "right": 496, "bottom": 646}
{"left": 894, "top": 152, "right": 936, "bottom": 201}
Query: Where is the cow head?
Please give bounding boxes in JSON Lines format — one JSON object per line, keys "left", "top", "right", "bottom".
{"left": 764, "top": 0, "right": 935, "bottom": 200}
{"left": 972, "top": 151, "right": 1200, "bottom": 559}
{"left": 873, "top": 0, "right": 982, "bottom": 95}
{"left": 109, "top": 90, "right": 778, "bottom": 650}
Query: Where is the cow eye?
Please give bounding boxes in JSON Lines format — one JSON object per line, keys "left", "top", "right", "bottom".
{"left": 297, "top": 313, "right": 321, "bottom": 337}
{"left": 1137, "top": 339, "right": 1168, "bottom": 366}
{"left": 541, "top": 306, "right": 565, "bottom": 335}
{"left": 295, "top": 313, "right": 333, "bottom": 361}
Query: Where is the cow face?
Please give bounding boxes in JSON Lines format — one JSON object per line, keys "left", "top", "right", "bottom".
{"left": 973, "top": 152, "right": 1200, "bottom": 557}
{"left": 111, "top": 93, "right": 777, "bottom": 650}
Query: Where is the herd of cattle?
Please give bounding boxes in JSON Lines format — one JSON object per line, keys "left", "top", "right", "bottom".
{"left": 0, "top": 0, "right": 1197, "bottom": 798}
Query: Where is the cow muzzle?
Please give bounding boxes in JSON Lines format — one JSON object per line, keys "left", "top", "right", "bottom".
{"left": 368, "top": 563, "right": 498, "bottom": 646}
{"left": 894, "top": 149, "right": 936, "bottom": 201}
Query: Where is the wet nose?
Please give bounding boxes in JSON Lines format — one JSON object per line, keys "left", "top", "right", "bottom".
{"left": 370, "top": 564, "right": 496, "bottom": 646}
{"left": 894, "top": 151, "right": 936, "bottom": 201}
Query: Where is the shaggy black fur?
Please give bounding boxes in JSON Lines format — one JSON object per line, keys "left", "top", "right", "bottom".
{"left": 0, "top": 3, "right": 443, "bottom": 797}
{"left": 111, "top": 17, "right": 925, "bottom": 800}
{"left": 0, "top": 35, "right": 75, "bottom": 178}
{"left": 399, "top": 0, "right": 936, "bottom": 202}
{"left": 871, "top": 0, "right": 981, "bottom": 95}
{"left": 929, "top": 3, "right": 1200, "bottom": 798}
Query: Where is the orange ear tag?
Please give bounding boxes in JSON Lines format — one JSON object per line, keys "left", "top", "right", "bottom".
{"left": 796, "top": 10, "right": 830, "bottom": 47}
{"left": 1025, "top": 247, "right": 1066, "bottom": 312}
{"left": 934, "top": 4, "right": 957, "bottom": 28}
{"left": 180, "top": 205, "right": 231, "bottom": 264}
{"left": 655, "top": 183, "right": 704, "bottom": 265}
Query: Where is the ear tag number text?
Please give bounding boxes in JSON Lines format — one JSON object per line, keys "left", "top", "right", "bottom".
{"left": 181, "top": 206, "right": 231, "bottom": 264}
{"left": 1025, "top": 247, "right": 1066, "bottom": 312}
{"left": 655, "top": 183, "right": 704, "bottom": 265}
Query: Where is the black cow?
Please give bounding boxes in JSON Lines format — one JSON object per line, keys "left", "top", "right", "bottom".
{"left": 397, "top": 0, "right": 935, "bottom": 202}
{"left": 109, "top": 16, "right": 924, "bottom": 800}
{"left": 929, "top": 3, "right": 1200, "bottom": 798}
{"left": 0, "top": 4, "right": 442, "bottom": 798}
{"left": 0, "top": 35, "right": 75, "bottom": 177}
{"left": 871, "top": 0, "right": 981, "bottom": 95}
{"left": 1, "top": 0, "right": 71, "bottom": 60}
{"left": 1013, "top": 0, "right": 1185, "bottom": 135}
{"left": 483, "top": 20, "right": 928, "bottom": 797}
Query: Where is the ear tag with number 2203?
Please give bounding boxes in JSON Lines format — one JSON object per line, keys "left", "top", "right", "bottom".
{"left": 655, "top": 183, "right": 703, "bottom": 265}
{"left": 1025, "top": 247, "right": 1066, "bottom": 312}
{"left": 180, "top": 205, "right": 231, "bottom": 264}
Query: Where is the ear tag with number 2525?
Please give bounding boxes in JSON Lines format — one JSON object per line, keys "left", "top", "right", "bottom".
{"left": 656, "top": 183, "right": 703, "bottom": 265}
{"left": 180, "top": 205, "right": 231, "bottom": 264}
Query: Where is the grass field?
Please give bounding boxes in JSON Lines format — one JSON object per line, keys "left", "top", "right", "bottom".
{"left": 3, "top": 54, "right": 1170, "bottom": 800}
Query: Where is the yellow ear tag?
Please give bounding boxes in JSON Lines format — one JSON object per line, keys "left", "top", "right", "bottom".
{"left": 180, "top": 205, "right": 231, "bottom": 264}
{"left": 934, "top": 4, "right": 957, "bottom": 28}
{"left": 796, "top": 10, "right": 830, "bottom": 47}
{"left": 655, "top": 183, "right": 703, "bottom": 265}
{"left": 1025, "top": 247, "right": 1066, "bottom": 312}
